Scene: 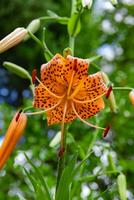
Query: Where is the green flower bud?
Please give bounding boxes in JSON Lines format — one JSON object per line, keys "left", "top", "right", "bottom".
{"left": 117, "top": 173, "right": 127, "bottom": 200}
{"left": 101, "top": 72, "right": 118, "bottom": 113}
{"left": 3, "top": 62, "right": 31, "bottom": 80}
{"left": 24, "top": 19, "right": 41, "bottom": 41}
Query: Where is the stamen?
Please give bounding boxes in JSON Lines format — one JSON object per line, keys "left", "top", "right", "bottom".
{"left": 67, "top": 71, "right": 75, "bottom": 97}
{"left": 71, "top": 102, "right": 105, "bottom": 130}
{"left": 73, "top": 59, "right": 78, "bottom": 72}
{"left": 36, "top": 77, "right": 65, "bottom": 99}
{"left": 25, "top": 100, "right": 62, "bottom": 116}
{"left": 103, "top": 125, "right": 110, "bottom": 137}
{"left": 32, "top": 69, "right": 37, "bottom": 84}
{"left": 15, "top": 109, "right": 22, "bottom": 122}
{"left": 106, "top": 86, "right": 113, "bottom": 99}
{"left": 73, "top": 92, "right": 106, "bottom": 104}
{"left": 68, "top": 78, "right": 85, "bottom": 99}
{"left": 60, "top": 102, "right": 67, "bottom": 150}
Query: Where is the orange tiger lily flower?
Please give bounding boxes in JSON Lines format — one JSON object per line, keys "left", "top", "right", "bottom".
{"left": 32, "top": 54, "right": 108, "bottom": 149}
{"left": 0, "top": 111, "right": 27, "bottom": 169}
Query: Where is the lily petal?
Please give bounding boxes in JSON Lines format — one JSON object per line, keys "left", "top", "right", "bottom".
{"left": 0, "top": 112, "right": 27, "bottom": 169}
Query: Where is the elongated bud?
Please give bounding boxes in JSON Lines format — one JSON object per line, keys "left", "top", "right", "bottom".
{"left": 117, "top": 173, "right": 127, "bottom": 200}
{"left": 0, "top": 112, "right": 27, "bottom": 169}
{"left": 82, "top": 0, "right": 93, "bottom": 9}
{"left": 15, "top": 109, "right": 22, "bottom": 121}
{"left": 3, "top": 62, "right": 31, "bottom": 80}
{"left": 0, "top": 28, "right": 27, "bottom": 53}
{"left": 110, "top": 0, "right": 118, "bottom": 7}
{"left": 129, "top": 90, "right": 134, "bottom": 106}
{"left": 101, "top": 72, "right": 118, "bottom": 113}
{"left": 24, "top": 19, "right": 41, "bottom": 41}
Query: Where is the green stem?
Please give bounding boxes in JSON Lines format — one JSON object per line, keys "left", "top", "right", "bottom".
{"left": 39, "top": 16, "right": 69, "bottom": 24}
{"left": 69, "top": 36, "right": 75, "bottom": 55}
{"left": 76, "top": 170, "right": 119, "bottom": 182}
{"left": 55, "top": 124, "right": 68, "bottom": 193}
{"left": 113, "top": 87, "right": 133, "bottom": 91}
{"left": 71, "top": 120, "right": 99, "bottom": 198}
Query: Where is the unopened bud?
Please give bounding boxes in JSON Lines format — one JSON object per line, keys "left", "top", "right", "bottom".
{"left": 110, "top": 0, "right": 118, "bottom": 7}
{"left": 82, "top": 0, "right": 93, "bottom": 9}
{"left": 101, "top": 72, "right": 118, "bottom": 113}
{"left": 3, "top": 62, "right": 31, "bottom": 80}
{"left": 0, "top": 28, "right": 27, "bottom": 53}
{"left": 24, "top": 19, "right": 41, "bottom": 41}
{"left": 129, "top": 90, "right": 134, "bottom": 106}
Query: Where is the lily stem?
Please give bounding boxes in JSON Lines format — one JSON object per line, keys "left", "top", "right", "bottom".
{"left": 55, "top": 124, "right": 68, "bottom": 193}
{"left": 69, "top": 36, "right": 75, "bottom": 56}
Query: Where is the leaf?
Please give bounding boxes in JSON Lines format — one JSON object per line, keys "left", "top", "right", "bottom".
{"left": 49, "top": 131, "right": 61, "bottom": 148}
{"left": 24, "top": 154, "right": 52, "bottom": 200}
{"left": 47, "top": 10, "right": 59, "bottom": 18}
{"left": 55, "top": 154, "right": 77, "bottom": 200}
{"left": 117, "top": 173, "right": 127, "bottom": 200}
{"left": 3, "top": 62, "right": 31, "bottom": 80}
{"left": 68, "top": 13, "right": 81, "bottom": 37}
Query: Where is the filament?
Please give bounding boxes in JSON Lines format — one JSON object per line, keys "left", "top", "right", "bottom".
{"left": 68, "top": 78, "right": 85, "bottom": 99}
{"left": 71, "top": 102, "right": 105, "bottom": 130}
{"left": 25, "top": 100, "right": 62, "bottom": 116}
{"left": 60, "top": 102, "right": 68, "bottom": 149}
{"left": 73, "top": 92, "right": 106, "bottom": 104}
{"left": 36, "top": 77, "right": 65, "bottom": 99}
{"left": 67, "top": 70, "right": 75, "bottom": 97}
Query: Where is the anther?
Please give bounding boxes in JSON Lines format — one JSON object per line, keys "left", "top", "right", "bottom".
{"left": 32, "top": 69, "right": 37, "bottom": 84}
{"left": 73, "top": 59, "right": 78, "bottom": 72}
{"left": 106, "top": 86, "right": 113, "bottom": 99}
{"left": 15, "top": 109, "right": 22, "bottom": 122}
{"left": 58, "top": 147, "right": 65, "bottom": 157}
{"left": 103, "top": 125, "right": 110, "bottom": 137}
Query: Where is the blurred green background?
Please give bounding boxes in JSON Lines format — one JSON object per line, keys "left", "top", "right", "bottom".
{"left": 0, "top": 0, "right": 134, "bottom": 199}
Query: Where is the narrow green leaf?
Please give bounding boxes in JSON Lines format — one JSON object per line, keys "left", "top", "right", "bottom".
{"left": 24, "top": 168, "right": 37, "bottom": 192}
{"left": 25, "top": 154, "right": 52, "bottom": 200}
{"left": 117, "top": 173, "right": 127, "bottom": 200}
{"left": 68, "top": 13, "right": 81, "bottom": 37}
{"left": 47, "top": 10, "right": 59, "bottom": 18}
{"left": 55, "top": 154, "right": 77, "bottom": 200}
{"left": 3, "top": 62, "right": 31, "bottom": 80}
{"left": 86, "top": 55, "right": 102, "bottom": 63}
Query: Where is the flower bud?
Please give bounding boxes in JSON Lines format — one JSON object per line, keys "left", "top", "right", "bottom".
{"left": 101, "top": 72, "right": 118, "bottom": 113}
{"left": 24, "top": 19, "right": 41, "bottom": 41}
{"left": 129, "top": 90, "right": 134, "bottom": 106}
{"left": 82, "top": 0, "right": 93, "bottom": 9}
{"left": 0, "top": 28, "right": 27, "bottom": 53}
{"left": 0, "top": 111, "right": 27, "bottom": 169}
{"left": 3, "top": 61, "right": 31, "bottom": 80}
{"left": 110, "top": 0, "right": 118, "bottom": 6}
{"left": 117, "top": 173, "right": 127, "bottom": 200}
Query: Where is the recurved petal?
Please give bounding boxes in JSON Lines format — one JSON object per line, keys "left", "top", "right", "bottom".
{"left": 0, "top": 112, "right": 27, "bottom": 169}
{"left": 63, "top": 55, "right": 89, "bottom": 85}
{"left": 74, "top": 97, "right": 105, "bottom": 120}
{"left": 33, "top": 84, "right": 60, "bottom": 109}
{"left": 41, "top": 53, "right": 66, "bottom": 85}
{"left": 75, "top": 72, "right": 107, "bottom": 101}
{"left": 46, "top": 101, "right": 76, "bottom": 125}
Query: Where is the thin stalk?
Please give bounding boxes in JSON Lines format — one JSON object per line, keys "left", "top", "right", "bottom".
{"left": 113, "top": 87, "right": 133, "bottom": 91}
{"left": 55, "top": 124, "right": 68, "bottom": 193}
{"left": 69, "top": 36, "right": 75, "bottom": 56}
